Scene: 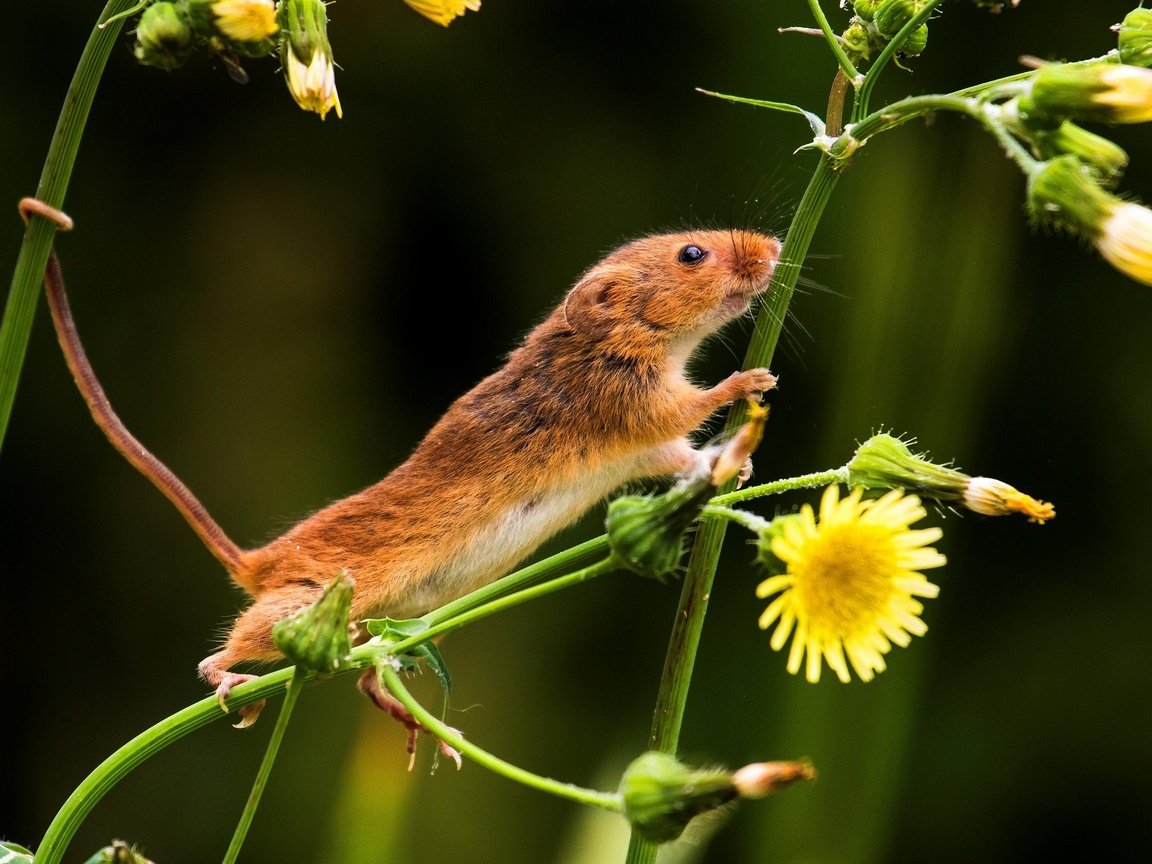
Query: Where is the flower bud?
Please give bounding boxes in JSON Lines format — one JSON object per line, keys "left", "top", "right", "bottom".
{"left": 851, "top": 0, "right": 880, "bottom": 22}
{"left": 847, "top": 433, "right": 967, "bottom": 498}
{"left": 964, "top": 477, "right": 1055, "bottom": 524}
{"left": 133, "top": 2, "right": 195, "bottom": 70}
{"left": 1020, "top": 63, "right": 1152, "bottom": 127}
{"left": 902, "top": 22, "right": 928, "bottom": 56}
{"left": 1117, "top": 8, "right": 1152, "bottom": 69}
{"left": 606, "top": 478, "right": 712, "bottom": 580}
{"left": 1032, "top": 121, "right": 1128, "bottom": 186}
{"left": 1028, "top": 155, "right": 1152, "bottom": 286}
{"left": 188, "top": 0, "right": 279, "bottom": 58}
{"left": 404, "top": 0, "right": 482, "bottom": 27}
{"left": 278, "top": 0, "right": 343, "bottom": 119}
{"left": 710, "top": 403, "right": 768, "bottom": 486}
{"left": 874, "top": 0, "right": 929, "bottom": 40}
{"left": 846, "top": 433, "right": 1057, "bottom": 521}
{"left": 620, "top": 752, "right": 814, "bottom": 843}
{"left": 272, "top": 571, "right": 356, "bottom": 674}
{"left": 730, "top": 761, "right": 817, "bottom": 799}
{"left": 619, "top": 753, "right": 737, "bottom": 844}
{"left": 841, "top": 21, "right": 875, "bottom": 63}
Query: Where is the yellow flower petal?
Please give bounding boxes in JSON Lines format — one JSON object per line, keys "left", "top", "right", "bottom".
{"left": 757, "top": 485, "right": 944, "bottom": 684}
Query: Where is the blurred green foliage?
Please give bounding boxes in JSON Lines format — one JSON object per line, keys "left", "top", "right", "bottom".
{"left": 2, "top": 1, "right": 1149, "bottom": 862}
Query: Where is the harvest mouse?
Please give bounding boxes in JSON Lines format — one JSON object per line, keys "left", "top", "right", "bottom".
{"left": 28, "top": 199, "right": 779, "bottom": 725}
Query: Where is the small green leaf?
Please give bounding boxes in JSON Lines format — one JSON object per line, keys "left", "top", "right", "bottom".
{"left": 363, "top": 616, "right": 430, "bottom": 640}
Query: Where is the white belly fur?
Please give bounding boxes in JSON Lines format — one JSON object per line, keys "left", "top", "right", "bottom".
{"left": 405, "top": 452, "right": 656, "bottom": 610}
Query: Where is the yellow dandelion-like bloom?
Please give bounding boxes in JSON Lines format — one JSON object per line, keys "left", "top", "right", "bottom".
{"left": 756, "top": 486, "right": 945, "bottom": 684}
{"left": 213, "top": 0, "right": 279, "bottom": 43}
{"left": 404, "top": 0, "right": 482, "bottom": 28}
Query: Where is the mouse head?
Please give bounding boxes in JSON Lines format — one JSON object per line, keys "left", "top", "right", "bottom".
{"left": 562, "top": 230, "right": 780, "bottom": 346}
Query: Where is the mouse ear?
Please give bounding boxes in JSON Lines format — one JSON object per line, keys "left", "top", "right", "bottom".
{"left": 562, "top": 268, "right": 623, "bottom": 335}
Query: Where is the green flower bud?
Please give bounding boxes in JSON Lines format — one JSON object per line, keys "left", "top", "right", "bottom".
{"left": 1020, "top": 62, "right": 1152, "bottom": 127}
{"left": 1021, "top": 129, "right": 1152, "bottom": 285}
{"left": 272, "top": 572, "right": 355, "bottom": 674}
{"left": 1117, "top": 8, "right": 1152, "bottom": 69}
{"left": 852, "top": 0, "right": 881, "bottom": 22}
{"left": 847, "top": 433, "right": 968, "bottom": 499}
{"left": 619, "top": 753, "right": 814, "bottom": 844}
{"left": 619, "top": 752, "right": 738, "bottom": 844}
{"left": 133, "top": 2, "right": 195, "bottom": 70}
{"left": 1028, "top": 154, "right": 1116, "bottom": 233}
{"left": 1032, "top": 121, "right": 1128, "bottom": 185}
{"left": 606, "top": 478, "right": 711, "bottom": 580}
{"left": 841, "top": 21, "right": 874, "bottom": 63}
{"left": 846, "top": 433, "right": 1056, "bottom": 521}
{"left": 874, "top": 0, "right": 930, "bottom": 40}
{"left": 902, "top": 22, "right": 928, "bottom": 56}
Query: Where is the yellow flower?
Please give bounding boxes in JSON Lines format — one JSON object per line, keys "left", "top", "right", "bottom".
{"left": 1096, "top": 201, "right": 1152, "bottom": 287}
{"left": 1094, "top": 65, "right": 1152, "bottom": 124}
{"left": 756, "top": 486, "right": 944, "bottom": 684}
{"left": 404, "top": 0, "right": 482, "bottom": 28}
{"left": 212, "top": 0, "right": 279, "bottom": 42}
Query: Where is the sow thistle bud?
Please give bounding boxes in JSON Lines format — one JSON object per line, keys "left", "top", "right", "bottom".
{"left": 874, "top": 0, "right": 931, "bottom": 40}
{"left": 1116, "top": 8, "right": 1152, "bottom": 69}
{"left": 607, "top": 408, "right": 767, "bottom": 579}
{"left": 272, "top": 571, "right": 356, "bottom": 673}
{"left": 1031, "top": 121, "right": 1129, "bottom": 185}
{"left": 606, "top": 478, "right": 712, "bottom": 580}
{"left": 278, "top": 0, "right": 343, "bottom": 119}
{"left": 851, "top": 0, "right": 880, "bottom": 22}
{"left": 1020, "top": 63, "right": 1152, "bottom": 127}
{"left": 619, "top": 752, "right": 814, "bottom": 844}
{"left": 1029, "top": 155, "right": 1152, "bottom": 287}
{"left": 847, "top": 433, "right": 1055, "bottom": 523}
{"left": 134, "top": 2, "right": 195, "bottom": 70}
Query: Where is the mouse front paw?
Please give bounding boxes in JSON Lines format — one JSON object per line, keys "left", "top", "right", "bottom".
{"left": 726, "top": 367, "right": 777, "bottom": 403}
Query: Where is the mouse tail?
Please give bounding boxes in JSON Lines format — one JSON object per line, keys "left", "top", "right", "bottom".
{"left": 42, "top": 248, "right": 246, "bottom": 577}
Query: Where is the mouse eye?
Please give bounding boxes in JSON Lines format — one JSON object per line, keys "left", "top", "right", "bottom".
{"left": 678, "top": 244, "right": 708, "bottom": 266}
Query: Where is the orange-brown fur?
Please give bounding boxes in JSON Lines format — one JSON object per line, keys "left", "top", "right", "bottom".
{"left": 43, "top": 225, "right": 779, "bottom": 697}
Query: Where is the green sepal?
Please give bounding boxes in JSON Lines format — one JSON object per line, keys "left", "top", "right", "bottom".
{"left": 606, "top": 477, "right": 714, "bottom": 581}
{"left": 619, "top": 752, "right": 737, "bottom": 844}
{"left": 271, "top": 572, "right": 355, "bottom": 675}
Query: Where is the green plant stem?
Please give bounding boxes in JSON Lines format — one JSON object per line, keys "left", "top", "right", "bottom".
{"left": 222, "top": 670, "right": 304, "bottom": 864}
{"left": 399, "top": 558, "right": 617, "bottom": 653}
{"left": 0, "top": 0, "right": 135, "bottom": 454}
{"left": 850, "top": 94, "right": 1038, "bottom": 173}
{"left": 624, "top": 158, "right": 842, "bottom": 864}
{"left": 377, "top": 663, "right": 623, "bottom": 811}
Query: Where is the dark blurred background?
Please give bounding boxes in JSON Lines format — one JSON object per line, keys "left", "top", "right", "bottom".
{"left": 3, "top": 1, "right": 1150, "bottom": 862}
